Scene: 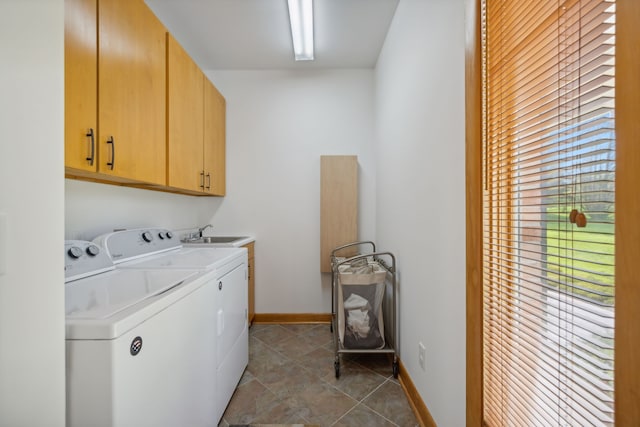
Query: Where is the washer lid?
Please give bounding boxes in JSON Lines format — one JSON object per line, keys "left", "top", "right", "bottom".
{"left": 117, "top": 247, "right": 244, "bottom": 271}
{"left": 65, "top": 268, "right": 198, "bottom": 320}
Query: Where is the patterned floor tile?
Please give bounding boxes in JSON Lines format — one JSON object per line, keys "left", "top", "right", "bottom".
{"left": 221, "top": 379, "right": 282, "bottom": 425}
{"left": 257, "top": 360, "right": 320, "bottom": 399}
{"left": 281, "top": 323, "right": 322, "bottom": 335}
{"left": 230, "top": 424, "right": 319, "bottom": 427}
{"left": 247, "top": 343, "right": 293, "bottom": 379}
{"left": 220, "top": 324, "right": 418, "bottom": 427}
{"left": 298, "top": 324, "right": 334, "bottom": 341}
{"left": 281, "top": 381, "right": 358, "bottom": 426}
{"left": 252, "top": 325, "right": 298, "bottom": 345}
{"left": 362, "top": 380, "right": 418, "bottom": 427}
{"left": 270, "top": 334, "right": 326, "bottom": 359}
{"left": 294, "top": 346, "right": 336, "bottom": 379}
{"left": 323, "top": 338, "right": 336, "bottom": 352}
{"left": 322, "top": 360, "right": 387, "bottom": 401}
{"left": 352, "top": 353, "right": 395, "bottom": 379}
{"left": 249, "top": 400, "right": 314, "bottom": 425}
{"left": 333, "top": 404, "right": 397, "bottom": 427}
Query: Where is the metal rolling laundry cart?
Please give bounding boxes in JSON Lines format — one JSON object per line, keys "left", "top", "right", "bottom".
{"left": 330, "top": 241, "right": 377, "bottom": 333}
{"left": 331, "top": 244, "right": 398, "bottom": 379}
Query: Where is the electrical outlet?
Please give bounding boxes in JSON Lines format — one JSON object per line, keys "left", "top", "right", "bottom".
{"left": 418, "top": 342, "right": 426, "bottom": 371}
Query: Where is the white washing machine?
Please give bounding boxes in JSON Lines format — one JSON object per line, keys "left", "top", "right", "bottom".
{"left": 94, "top": 228, "right": 249, "bottom": 424}
{"left": 64, "top": 240, "right": 217, "bottom": 427}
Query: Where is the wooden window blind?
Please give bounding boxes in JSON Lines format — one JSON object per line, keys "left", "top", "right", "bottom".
{"left": 482, "top": 0, "right": 616, "bottom": 426}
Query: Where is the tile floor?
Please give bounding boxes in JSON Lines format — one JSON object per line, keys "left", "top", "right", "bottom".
{"left": 218, "top": 324, "right": 419, "bottom": 427}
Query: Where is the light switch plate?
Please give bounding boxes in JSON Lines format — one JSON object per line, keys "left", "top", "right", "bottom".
{"left": 0, "top": 213, "right": 6, "bottom": 276}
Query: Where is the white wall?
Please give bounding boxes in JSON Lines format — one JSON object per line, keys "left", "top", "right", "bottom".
{"left": 0, "top": 1, "right": 66, "bottom": 425}
{"left": 375, "top": 0, "right": 466, "bottom": 425}
{"left": 202, "top": 69, "right": 376, "bottom": 313}
{"left": 65, "top": 180, "right": 215, "bottom": 241}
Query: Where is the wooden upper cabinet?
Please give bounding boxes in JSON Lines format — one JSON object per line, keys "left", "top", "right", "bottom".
{"left": 98, "top": 0, "right": 167, "bottom": 185}
{"left": 65, "top": 0, "right": 97, "bottom": 173}
{"left": 167, "top": 34, "right": 205, "bottom": 192}
{"left": 167, "top": 33, "right": 226, "bottom": 196}
{"left": 204, "top": 78, "right": 226, "bottom": 196}
{"left": 65, "top": 0, "right": 226, "bottom": 196}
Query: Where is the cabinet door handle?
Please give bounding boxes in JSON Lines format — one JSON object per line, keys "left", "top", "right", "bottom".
{"left": 218, "top": 281, "right": 223, "bottom": 290}
{"left": 217, "top": 308, "right": 224, "bottom": 336}
{"left": 106, "top": 136, "right": 115, "bottom": 170}
{"left": 85, "top": 128, "right": 95, "bottom": 166}
{"left": 199, "top": 171, "right": 205, "bottom": 189}
{"left": 206, "top": 173, "right": 211, "bottom": 190}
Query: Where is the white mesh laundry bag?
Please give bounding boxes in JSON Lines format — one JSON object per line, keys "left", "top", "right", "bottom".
{"left": 337, "top": 259, "right": 386, "bottom": 349}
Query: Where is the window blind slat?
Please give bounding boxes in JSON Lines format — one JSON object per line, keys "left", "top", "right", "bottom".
{"left": 483, "top": 318, "right": 614, "bottom": 407}
{"left": 483, "top": 278, "right": 615, "bottom": 344}
{"left": 482, "top": 3, "right": 615, "bottom": 424}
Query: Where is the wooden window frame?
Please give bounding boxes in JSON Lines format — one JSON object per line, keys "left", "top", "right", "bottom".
{"left": 465, "top": 0, "right": 640, "bottom": 425}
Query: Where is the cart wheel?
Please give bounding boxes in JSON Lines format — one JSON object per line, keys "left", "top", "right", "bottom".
{"left": 392, "top": 361, "right": 399, "bottom": 379}
{"left": 334, "top": 361, "right": 340, "bottom": 378}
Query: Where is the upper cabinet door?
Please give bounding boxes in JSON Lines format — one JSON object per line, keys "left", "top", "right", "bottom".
{"left": 65, "top": 0, "right": 97, "bottom": 172}
{"left": 167, "top": 34, "right": 205, "bottom": 193}
{"left": 204, "top": 78, "right": 226, "bottom": 196}
{"left": 98, "top": 0, "right": 166, "bottom": 185}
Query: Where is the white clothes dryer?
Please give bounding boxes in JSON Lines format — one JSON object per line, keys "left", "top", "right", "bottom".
{"left": 93, "top": 228, "right": 249, "bottom": 424}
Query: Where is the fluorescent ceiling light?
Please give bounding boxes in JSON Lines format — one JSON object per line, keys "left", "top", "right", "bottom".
{"left": 287, "top": 0, "right": 314, "bottom": 61}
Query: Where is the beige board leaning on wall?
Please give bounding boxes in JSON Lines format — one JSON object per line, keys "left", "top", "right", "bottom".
{"left": 320, "top": 155, "right": 358, "bottom": 273}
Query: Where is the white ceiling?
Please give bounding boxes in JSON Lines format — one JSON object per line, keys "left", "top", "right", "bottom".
{"left": 145, "top": 0, "right": 399, "bottom": 70}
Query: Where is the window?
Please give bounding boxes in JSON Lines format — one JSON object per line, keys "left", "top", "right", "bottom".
{"left": 481, "top": 0, "right": 615, "bottom": 425}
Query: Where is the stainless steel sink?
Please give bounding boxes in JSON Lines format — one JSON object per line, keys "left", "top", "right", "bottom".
{"left": 185, "top": 236, "right": 249, "bottom": 245}
{"left": 201, "top": 236, "right": 247, "bottom": 243}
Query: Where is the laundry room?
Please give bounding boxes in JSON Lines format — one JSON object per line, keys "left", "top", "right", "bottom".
{"left": 5, "top": 1, "right": 466, "bottom": 425}
{"left": 8, "top": 0, "right": 636, "bottom": 426}
{"left": 61, "top": 2, "right": 466, "bottom": 423}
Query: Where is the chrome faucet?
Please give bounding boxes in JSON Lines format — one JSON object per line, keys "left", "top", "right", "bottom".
{"left": 198, "top": 224, "right": 213, "bottom": 238}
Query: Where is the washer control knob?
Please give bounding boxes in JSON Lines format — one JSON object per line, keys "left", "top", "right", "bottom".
{"left": 68, "top": 246, "right": 83, "bottom": 259}
{"left": 142, "top": 231, "right": 153, "bottom": 243}
{"left": 158, "top": 232, "right": 165, "bottom": 240}
{"left": 166, "top": 231, "right": 173, "bottom": 239}
{"left": 86, "top": 245, "right": 100, "bottom": 257}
